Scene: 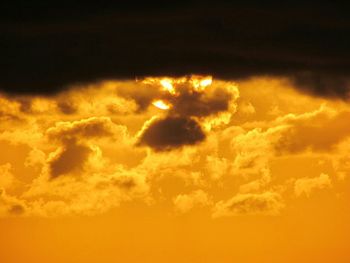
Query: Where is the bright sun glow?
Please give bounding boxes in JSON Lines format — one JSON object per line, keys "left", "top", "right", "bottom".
{"left": 190, "top": 76, "right": 213, "bottom": 91}
{"left": 152, "top": 99, "right": 171, "bottom": 110}
{"left": 200, "top": 76, "right": 213, "bottom": 87}
{"left": 160, "top": 79, "right": 177, "bottom": 95}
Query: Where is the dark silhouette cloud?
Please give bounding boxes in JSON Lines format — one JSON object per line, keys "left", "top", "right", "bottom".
{"left": 46, "top": 117, "right": 123, "bottom": 178}
{"left": 132, "top": 77, "right": 236, "bottom": 151}
{"left": 1, "top": 2, "right": 350, "bottom": 98}
{"left": 138, "top": 117, "right": 205, "bottom": 151}
{"left": 49, "top": 139, "right": 91, "bottom": 178}
{"left": 169, "top": 84, "right": 233, "bottom": 117}
{"left": 115, "top": 77, "right": 234, "bottom": 116}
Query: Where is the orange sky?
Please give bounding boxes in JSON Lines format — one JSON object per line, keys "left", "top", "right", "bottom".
{"left": 1, "top": 76, "right": 350, "bottom": 263}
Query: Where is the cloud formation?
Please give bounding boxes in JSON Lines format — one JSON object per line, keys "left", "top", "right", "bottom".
{"left": 294, "top": 173, "right": 332, "bottom": 197}
{"left": 0, "top": 76, "right": 349, "bottom": 218}
{"left": 138, "top": 116, "right": 205, "bottom": 151}
{"left": 135, "top": 76, "right": 238, "bottom": 150}
{"left": 213, "top": 192, "right": 285, "bottom": 218}
{"left": 173, "top": 190, "right": 211, "bottom": 213}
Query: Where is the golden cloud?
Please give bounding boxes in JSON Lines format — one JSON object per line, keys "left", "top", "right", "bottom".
{"left": 294, "top": 173, "right": 332, "bottom": 197}
{"left": 212, "top": 191, "right": 285, "bottom": 217}
{"left": 0, "top": 76, "right": 349, "bottom": 217}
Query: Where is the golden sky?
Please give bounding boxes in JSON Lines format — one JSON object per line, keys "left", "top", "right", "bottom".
{"left": 1, "top": 76, "right": 350, "bottom": 263}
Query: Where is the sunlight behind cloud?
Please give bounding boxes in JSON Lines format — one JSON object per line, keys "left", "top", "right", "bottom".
{"left": 0, "top": 76, "right": 348, "bottom": 218}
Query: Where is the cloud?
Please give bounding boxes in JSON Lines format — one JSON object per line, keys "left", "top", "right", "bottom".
{"left": 0, "top": 76, "right": 349, "bottom": 218}
{"left": 24, "top": 155, "right": 150, "bottom": 216}
{"left": 230, "top": 126, "right": 284, "bottom": 175}
{"left": 47, "top": 139, "right": 92, "bottom": 179}
{"left": 0, "top": 163, "right": 14, "bottom": 189}
{"left": 134, "top": 77, "right": 238, "bottom": 151}
{"left": 44, "top": 117, "right": 129, "bottom": 178}
{"left": 1, "top": 2, "right": 350, "bottom": 99}
{"left": 46, "top": 117, "right": 127, "bottom": 140}
{"left": 173, "top": 190, "right": 211, "bottom": 213}
{"left": 138, "top": 116, "right": 205, "bottom": 151}
{"left": 115, "top": 76, "right": 238, "bottom": 117}
{"left": 212, "top": 192, "right": 285, "bottom": 218}
{"left": 0, "top": 189, "right": 26, "bottom": 216}
{"left": 166, "top": 80, "right": 235, "bottom": 118}
{"left": 205, "top": 155, "right": 229, "bottom": 180}
{"left": 275, "top": 109, "right": 350, "bottom": 154}
{"left": 238, "top": 168, "right": 271, "bottom": 194}
{"left": 294, "top": 173, "right": 332, "bottom": 197}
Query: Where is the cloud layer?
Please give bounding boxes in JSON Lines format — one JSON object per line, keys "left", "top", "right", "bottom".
{"left": 0, "top": 76, "right": 349, "bottom": 217}
{"left": 1, "top": 2, "right": 350, "bottom": 98}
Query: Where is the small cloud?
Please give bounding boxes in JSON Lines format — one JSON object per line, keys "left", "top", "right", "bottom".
{"left": 212, "top": 191, "right": 284, "bottom": 218}
{"left": 47, "top": 139, "right": 92, "bottom": 179}
{"left": 0, "top": 163, "right": 14, "bottom": 189}
{"left": 173, "top": 190, "right": 211, "bottom": 213}
{"left": 239, "top": 101, "right": 256, "bottom": 115}
{"left": 294, "top": 173, "right": 332, "bottom": 197}
{"left": 46, "top": 116, "right": 126, "bottom": 141}
{"left": 0, "top": 189, "right": 27, "bottom": 217}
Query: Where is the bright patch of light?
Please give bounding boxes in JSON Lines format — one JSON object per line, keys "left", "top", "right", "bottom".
{"left": 152, "top": 99, "right": 171, "bottom": 110}
{"left": 191, "top": 76, "right": 213, "bottom": 91}
{"left": 160, "top": 79, "right": 177, "bottom": 95}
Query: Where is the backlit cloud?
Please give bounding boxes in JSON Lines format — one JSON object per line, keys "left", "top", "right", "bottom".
{"left": 0, "top": 76, "right": 349, "bottom": 217}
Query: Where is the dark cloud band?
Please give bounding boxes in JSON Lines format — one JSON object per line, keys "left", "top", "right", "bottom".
{"left": 1, "top": 2, "right": 350, "bottom": 98}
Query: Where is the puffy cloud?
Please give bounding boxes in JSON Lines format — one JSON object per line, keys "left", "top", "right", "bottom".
{"left": 24, "top": 148, "right": 46, "bottom": 167}
{"left": 166, "top": 79, "right": 236, "bottom": 118}
{"left": 213, "top": 192, "right": 285, "bottom": 218}
{"left": 275, "top": 109, "right": 350, "bottom": 154}
{"left": 0, "top": 163, "right": 14, "bottom": 189}
{"left": 205, "top": 155, "right": 229, "bottom": 180}
{"left": 47, "top": 139, "right": 92, "bottom": 179}
{"left": 134, "top": 76, "right": 238, "bottom": 151}
{"left": 44, "top": 117, "right": 129, "bottom": 179}
{"left": 238, "top": 101, "right": 256, "bottom": 115}
{"left": 294, "top": 173, "right": 332, "bottom": 197}
{"left": 230, "top": 126, "right": 284, "bottom": 175}
{"left": 24, "top": 159, "right": 150, "bottom": 217}
{"left": 46, "top": 117, "right": 127, "bottom": 141}
{"left": 173, "top": 190, "right": 211, "bottom": 213}
{"left": 138, "top": 116, "right": 205, "bottom": 151}
{"left": 238, "top": 168, "right": 271, "bottom": 194}
{"left": 0, "top": 76, "right": 349, "bottom": 218}
{"left": 0, "top": 189, "right": 26, "bottom": 216}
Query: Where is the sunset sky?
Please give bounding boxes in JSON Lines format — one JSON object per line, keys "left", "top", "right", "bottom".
{"left": 1, "top": 2, "right": 350, "bottom": 263}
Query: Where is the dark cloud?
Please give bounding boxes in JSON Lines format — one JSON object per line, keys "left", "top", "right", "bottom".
{"left": 116, "top": 77, "right": 234, "bottom": 116}
{"left": 45, "top": 117, "right": 125, "bottom": 178}
{"left": 115, "top": 82, "right": 163, "bottom": 112}
{"left": 170, "top": 84, "right": 233, "bottom": 117}
{"left": 49, "top": 138, "right": 91, "bottom": 178}
{"left": 290, "top": 72, "right": 350, "bottom": 99}
{"left": 138, "top": 117, "right": 205, "bottom": 151}
{"left": 8, "top": 204, "right": 25, "bottom": 215}
{"left": 57, "top": 101, "right": 77, "bottom": 114}
{"left": 1, "top": 2, "right": 350, "bottom": 98}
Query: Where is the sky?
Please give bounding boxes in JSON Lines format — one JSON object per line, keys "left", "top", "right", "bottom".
{"left": 1, "top": 2, "right": 350, "bottom": 263}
